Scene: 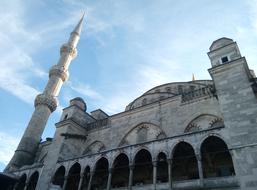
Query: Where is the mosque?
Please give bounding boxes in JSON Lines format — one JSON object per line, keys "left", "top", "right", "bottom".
{"left": 2, "top": 15, "right": 257, "bottom": 190}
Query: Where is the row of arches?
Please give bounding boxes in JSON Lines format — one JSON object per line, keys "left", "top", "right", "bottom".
{"left": 15, "top": 171, "right": 39, "bottom": 190}
{"left": 49, "top": 136, "right": 235, "bottom": 190}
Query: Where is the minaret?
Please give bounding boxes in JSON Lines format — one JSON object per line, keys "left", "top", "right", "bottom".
{"left": 5, "top": 14, "right": 84, "bottom": 171}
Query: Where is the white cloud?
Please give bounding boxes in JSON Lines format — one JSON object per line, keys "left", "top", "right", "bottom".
{"left": 68, "top": 81, "right": 103, "bottom": 100}
{"left": 0, "top": 132, "right": 19, "bottom": 166}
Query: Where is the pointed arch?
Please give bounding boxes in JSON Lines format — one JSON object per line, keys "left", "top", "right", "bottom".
{"left": 157, "top": 152, "right": 168, "bottom": 183}
{"left": 65, "top": 162, "right": 81, "bottom": 190}
{"left": 119, "top": 122, "right": 167, "bottom": 146}
{"left": 201, "top": 136, "right": 235, "bottom": 178}
{"left": 172, "top": 142, "right": 199, "bottom": 181}
{"left": 83, "top": 141, "right": 105, "bottom": 155}
{"left": 91, "top": 157, "right": 109, "bottom": 189}
{"left": 15, "top": 173, "right": 27, "bottom": 190}
{"left": 27, "top": 171, "right": 39, "bottom": 190}
{"left": 52, "top": 165, "right": 66, "bottom": 188}
{"left": 133, "top": 149, "right": 153, "bottom": 185}
{"left": 81, "top": 166, "right": 90, "bottom": 190}
{"left": 111, "top": 153, "right": 129, "bottom": 188}
{"left": 184, "top": 114, "right": 224, "bottom": 133}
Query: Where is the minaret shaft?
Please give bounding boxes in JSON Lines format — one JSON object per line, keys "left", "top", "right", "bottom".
{"left": 5, "top": 16, "right": 83, "bottom": 171}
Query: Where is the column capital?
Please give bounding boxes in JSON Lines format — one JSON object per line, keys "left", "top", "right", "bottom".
{"left": 166, "top": 158, "right": 173, "bottom": 164}
{"left": 34, "top": 94, "right": 58, "bottom": 112}
{"left": 152, "top": 160, "right": 158, "bottom": 167}
{"left": 129, "top": 164, "right": 135, "bottom": 170}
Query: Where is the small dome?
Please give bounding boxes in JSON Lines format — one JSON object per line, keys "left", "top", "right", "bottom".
{"left": 209, "top": 37, "right": 234, "bottom": 51}
{"left": 70, "top": 97, "right": 87, "bottom": 111}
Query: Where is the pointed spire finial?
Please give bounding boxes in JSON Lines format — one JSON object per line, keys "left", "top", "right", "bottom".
{"left": 192, "top": 73, "right": 196, "bottom": 81}
{"left": 72, "top": 12, "right": 85, "bottom": 36}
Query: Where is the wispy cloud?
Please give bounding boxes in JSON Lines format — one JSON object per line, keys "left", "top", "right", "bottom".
{"left": 68, "top": 81, "right": 103, "bottom": 100}
{"left": 0, "top": 132, "right": 19, "bottom": 165}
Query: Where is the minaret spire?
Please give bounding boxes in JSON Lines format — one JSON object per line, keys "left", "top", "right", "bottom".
{"left": 72, "top": 12, "right": 85, "bottom": 36}
{"left": 5, "top": 15, "right": 84, "bottom": 172}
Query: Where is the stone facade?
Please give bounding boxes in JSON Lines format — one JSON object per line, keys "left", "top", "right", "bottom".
{"left": 4, "top": 25, "right": 257, "bottom": 190}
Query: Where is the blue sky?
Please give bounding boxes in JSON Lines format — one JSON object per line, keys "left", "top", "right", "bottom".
{"left": 0, "top": 0, "right": 257, "bottom": 171}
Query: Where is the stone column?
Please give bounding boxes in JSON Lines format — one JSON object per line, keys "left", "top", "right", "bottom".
{"left": 153, "top": 161, "right": 157, "bottom": 190}
{"left": 107, "top": 168, "right": 113, "bottom": 190}
{"left": 196, "top": 154, "right": 204, "bottom": 187}
{"left": 78, "top": 173, "right": 84, "bottom": 190}
{"left": 62, "top": 176, "right": 68, "bottom": 190}
{"left": 167, "top": 159, "right": 172, "bottom": 190}
{"left": 87, "top": 171, "right": 94, "bottom": 190}
{"left": 128, "top": 164, "right": 134, "bottom": 190}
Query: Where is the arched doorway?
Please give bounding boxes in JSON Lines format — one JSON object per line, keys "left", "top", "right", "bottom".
{"left": 65, "top": 163, "right": 81, "bottom": 190}
{"left": 172, "top": 142, "right": 199, "bottom": 181}
{"left": 15, "top": 174, "right": 26, "bottom": 190}
{"left": 81, "top": 166, "right": 90, "bottom": 190}
{"left": 111, "top": 153, "right": 129, "bottom": 188}
{"left": 91, "top": 157, "right": 109, "bottom": 190}
{"left": 133, "top": 149, "right": 153, "bottom": 185}
{"left": 27, "top": 171, "right": 39, "bottom": 190}
{"left": 52, "top": 166, "right": 65, "bottom": 188}
{"left": 201, "top": 136, "right": 235, "bottom": 178}
{"left": 157, "top": 152, "right": 168, "bottom": 183}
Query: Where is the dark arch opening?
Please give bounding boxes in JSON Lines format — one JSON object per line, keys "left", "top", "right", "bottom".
{"left": 91, "top": 157, "right": 109, "bottom": 190}
{"left": 27, "top": 171, "right": 39, "bottom": 190}
{"left": 111, "top": 153, "right": 129, "bottom": 188}
{"left": 133, "top": 149, "right": 153, "bottom": 185}
{"left": 65, "top": 163, "right": 81, "bottom": 190}
{"left": 52, "top": 166, "right": 65, "bottom": 188}
{"left": 157, "top": 152, "right": 168, "bottom": 183}
{"left": 15, "top": 174, "right": 27, "bottom": 190}
{"left": 172, "top": 142, "right": 199, "bottom": 181}
{"left": 201, "top": 136, "right": 235, "bottom": 178}
{"left": 81, "top": 166, "right": 90, "bottom": 190}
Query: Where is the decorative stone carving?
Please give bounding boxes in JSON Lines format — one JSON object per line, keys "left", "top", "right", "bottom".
{"left": 184, "top": 123, "right": 200, "bottom": 133}
{"left": 209, "top": 118, "right": 224, "bottom": 128}
{"left": 49, "top": 65, "right": 69, "bottom": 82}
{"left": 60, "top": 43, "right": 77, "bottom": 58}
{"left": 34, "top": 94, "right": 58, "bottom": 112}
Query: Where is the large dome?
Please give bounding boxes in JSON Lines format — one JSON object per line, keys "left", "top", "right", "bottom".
{"left": 125, "top": 80, "right": 213, "bottom": 110}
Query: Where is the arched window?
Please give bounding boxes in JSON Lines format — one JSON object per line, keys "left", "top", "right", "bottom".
{"left": 27, "top": 171, "right": 39, "bottom": 190}
{"left": 133, "top": 149, "right": 153, "bottom": 185}
{"left": 157, "top": 152, "right": 168, "bottom": 183}
{"left": 15, "top": 174, "right": 27, "bottom": 190}
{"left": 81, "top": 166, "right": 90, "bottom": 190}
{"left": 52, "top": 166, "right": 65, "bottom": 188}
{"left": 111, "top": 153, "right": 129, "bottom": 188}
{"left": 91, "top": 157, "right": 109, "bottom": 189}
{"left": 65, "top": 163, "right": 81, "bottom": 190}
{"left": 172, "top": 142, "right": 199, "bottom": 181}
{"left": 201, "top": 136, "right": 235, "bottom": 178}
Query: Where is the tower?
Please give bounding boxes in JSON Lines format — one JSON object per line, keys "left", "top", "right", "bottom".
{"left": 208, "top": 37, "right": 257, "bottom": 189}
{"left": 5, "top": 14, "right": 85, "bottom": 172}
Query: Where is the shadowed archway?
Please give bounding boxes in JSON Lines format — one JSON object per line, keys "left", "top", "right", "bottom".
{"left": 133, "top": 149, "right": 153, "bottom": 185}
{"left": 172, "top": 142, "right": 199, "bottom": 181}
{"left": 111, "top": 153, "right": 129, "bottom": 188}
{"left": 65, "top": 163, "right": 81, "bottom": 190}
{"left": 91, "top": 157, "right": 109, "bottom": 190}
{"left": 52, "top": 166, "right": 65, "bottom": 188}
{"left": 201, "top": 136, "right": 235, "bottom": 178}
{"left": 27, "top": 171, "right": 39, "bottom": 190}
